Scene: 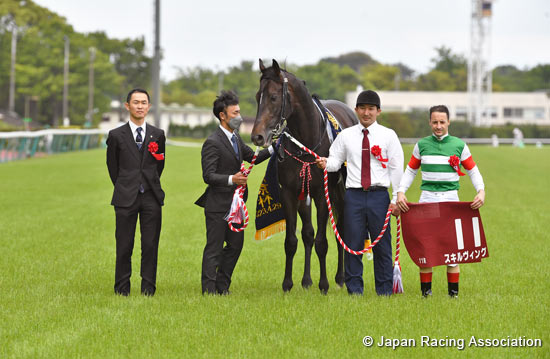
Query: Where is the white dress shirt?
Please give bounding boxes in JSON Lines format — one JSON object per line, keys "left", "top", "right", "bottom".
{"left": 326, "top": 122, "right": 404, "bottom": 202}
{"left": 129, "top": 120, "right": 147, "bottom": 144}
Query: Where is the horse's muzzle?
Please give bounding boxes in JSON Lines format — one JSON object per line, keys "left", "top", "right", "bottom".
{"left": 251, "top": 133, "right": 271, "bottom": 148}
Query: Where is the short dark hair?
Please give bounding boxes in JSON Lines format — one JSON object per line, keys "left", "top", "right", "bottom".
{"left": 126, "top": 88, "right": 150, "bottom": 103}
{"left": 429, "top": 105, "right": 449, "bottom": 120}
{"left": 213, "top": 90, "right": 239, "bottom": 120}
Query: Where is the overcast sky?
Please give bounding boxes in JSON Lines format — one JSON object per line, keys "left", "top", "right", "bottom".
{"left": 33, "top": 0, "right": 550, "bottom": 81}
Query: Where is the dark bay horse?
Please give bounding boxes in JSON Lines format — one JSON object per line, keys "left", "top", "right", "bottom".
{"left": 251, "top": 59, "right": 357, "bottom": 293}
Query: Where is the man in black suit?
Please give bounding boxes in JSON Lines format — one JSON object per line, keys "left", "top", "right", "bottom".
{"left": 196, "top": 90, "right": 272, "bottom": 295}
{"left": 106, "top": 88, "right": 166, "bottom": 296}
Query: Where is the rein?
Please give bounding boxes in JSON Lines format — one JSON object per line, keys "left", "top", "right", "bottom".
{"left": 285, "top": 132, "right": 401, "bottom": 267}
{"left": 283, "top": 147, "right": 315, "bottom": 206}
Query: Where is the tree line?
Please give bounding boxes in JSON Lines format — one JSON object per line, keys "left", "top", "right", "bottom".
{"left": 1, "top": 0, "right": 549, "bottom": 129}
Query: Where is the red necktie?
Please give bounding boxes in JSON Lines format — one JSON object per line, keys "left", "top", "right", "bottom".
{"left": 361, "top": 128, "right": 371, "bottom": 190}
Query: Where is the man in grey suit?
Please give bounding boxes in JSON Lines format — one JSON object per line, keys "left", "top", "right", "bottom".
{"left": 106, "top": 88, "right": 166, "bottom": 296}
{"left": 196, "top": 90, "right": 272, "bottom": 295}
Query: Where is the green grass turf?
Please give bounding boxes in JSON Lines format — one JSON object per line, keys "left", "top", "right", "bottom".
{"left": 0, "top": 144, "right": 549, "bottom": 358}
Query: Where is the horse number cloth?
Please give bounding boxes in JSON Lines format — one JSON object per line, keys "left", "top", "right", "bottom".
{"left": 401, "top": 201, "right": 489, "bottom": 268}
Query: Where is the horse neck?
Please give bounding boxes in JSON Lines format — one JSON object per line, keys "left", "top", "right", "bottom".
{"left": 287, "top": 89, "right": 323, "bottom": 149}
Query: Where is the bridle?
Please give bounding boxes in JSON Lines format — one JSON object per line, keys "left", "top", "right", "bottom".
{"left": 262, "top": 72, "right": 327, "bottom": 155}
{"left": 270, "top": 76, "right": 289, "bottom": 139}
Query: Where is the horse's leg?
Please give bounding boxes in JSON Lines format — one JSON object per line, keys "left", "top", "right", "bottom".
{"left": 335, "top": 221, "right": 345, "bottom": 288}
{"left": 330, "top": 174, "right": 346, "bottom": 288}
{"left": 313, "top": 193, "right": 330, "bottom": 294}
{"left": 281, "top": 187, "right": 299, "bottom": 292}
{"left": 297, "top": 201, "right": 314, "bottom": 289}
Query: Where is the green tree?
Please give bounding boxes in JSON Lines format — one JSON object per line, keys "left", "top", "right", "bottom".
{"left": 526, "top": 64, "right": 550, "bottom": 91}
{"left": 416, "top": 46, "right": 467, "bottom": 91}
{"left": 494, "top": 64, "right": 550, "bottom": 92}
{"left": 0, "top": 0, "right": 131, "bottom": 127}
{"left": 492, "top": 65, "right": 525, "bottom": 91}
{"left": 88, "top": 31, "right": 152, "bottom": 109}
{"left": 360, "top": 63, "right": 401, "bottom": 90}
{"left": 223, "top": 61, "right": 260, "bottom": 117}
{"left": 295, "top": 61, "right": 358, "bottom": 101}
{"left": 378, "top": 111, "right": 415, "bottom": 137}
{"left": 321, "top": 51, "right": 378, "bottom": 73}
{"left": 415, "top": 70, "right": 457, "bottom": 91}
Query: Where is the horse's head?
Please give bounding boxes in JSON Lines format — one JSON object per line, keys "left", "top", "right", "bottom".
{"left": 251, "top": 59, "right": 294, "bottom": 147}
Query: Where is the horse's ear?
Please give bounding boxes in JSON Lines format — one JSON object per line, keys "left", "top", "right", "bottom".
{"left": 272, "top": 59, "right": 280, "bottom": 75}
{"left": 259, "top": 58, "right": 266, "bottom": 72}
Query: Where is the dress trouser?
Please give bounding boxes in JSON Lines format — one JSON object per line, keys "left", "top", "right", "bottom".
{"left": 201, "top": 210, "right": 244, "bottom": 294}
{"left": 343, "top": 188, "right": 393, "bottom": 295}
{"left": 114, "top": 190, "right": 162, "bottom": 295}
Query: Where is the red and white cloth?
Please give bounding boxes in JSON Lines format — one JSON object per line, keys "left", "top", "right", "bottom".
{"left": 401, "top": 201, "right": 489, "bottom": 268}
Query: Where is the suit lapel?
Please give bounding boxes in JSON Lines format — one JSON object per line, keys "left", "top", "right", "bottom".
{"left": 122, "top": 123, "right": 142, "bottom": 163}
{"left": 142, "top": 125, "right": 154, "bottom": 164}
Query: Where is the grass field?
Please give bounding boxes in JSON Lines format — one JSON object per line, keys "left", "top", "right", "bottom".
{"left": 1, "top": 144, "right": 549, "bottom": 358}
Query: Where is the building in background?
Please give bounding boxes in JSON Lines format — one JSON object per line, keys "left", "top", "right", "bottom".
{"left": 346, "top": 87, "right": 550, "bottom": 126}
{"left": 100, "top": 101, "right": 215, "bottom": 134}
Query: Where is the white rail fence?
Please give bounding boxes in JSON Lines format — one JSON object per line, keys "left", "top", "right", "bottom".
{"left": 0, "top": 129, "right": 108, "bottom": 163}
{"left": 1, "top": 129, "right": 548, "bottom": 163}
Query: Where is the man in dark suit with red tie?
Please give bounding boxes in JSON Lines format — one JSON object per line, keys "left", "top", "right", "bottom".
{"left": 196, "top": 90, "right": 272, "bottom": 295}
{"left": 106, "top": 88, "right": 166, "bottom": 296}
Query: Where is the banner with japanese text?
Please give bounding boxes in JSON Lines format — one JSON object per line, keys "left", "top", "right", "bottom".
{"left": 401, "top": 202, "right": 489, "bottom": 267}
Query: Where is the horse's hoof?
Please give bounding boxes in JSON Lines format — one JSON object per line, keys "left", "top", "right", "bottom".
{"left": 319, "top": 281, "right": 329, "bottom": 294}
{"left": 301, "top": 277, "right": 313, "bottom": 289}
{"left": 282, "top": 279, "right": 294, "bottom": 292}
{"left": 335, "top": 274, "right": 345, "bottom": 288}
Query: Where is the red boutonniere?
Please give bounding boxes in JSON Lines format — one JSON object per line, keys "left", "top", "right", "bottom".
{"left": 448, "top": 155, "right": 465, "bottom": 176}
{"left": 148, "top": 141, "right": 165, "bottom": 160}
{"left": 370, "top": 145, "right": 388, "bottom": 168}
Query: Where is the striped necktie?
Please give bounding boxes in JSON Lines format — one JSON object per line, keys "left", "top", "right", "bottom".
{"left": 136, "top": 127, "right": 143, "bottom": 150}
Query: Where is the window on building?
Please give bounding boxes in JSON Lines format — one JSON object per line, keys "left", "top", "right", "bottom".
{"left": 456, "top": 107, "right": 467, "bottom": 119}
{"left": 503, "top": 108, "right": 524, "bottom": 118}
{"left": 482, "top": 107, "right": 498, "bottom": 118}
{"left": 523, "top": 108, "right": 545, "bottom": 120}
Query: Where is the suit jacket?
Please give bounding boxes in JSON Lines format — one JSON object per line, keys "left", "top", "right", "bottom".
{"left": 196, "top": 127, "right": 270, "bottom": 212}
{"left": 106, "top": 122, "right": 166, "bottom": 207}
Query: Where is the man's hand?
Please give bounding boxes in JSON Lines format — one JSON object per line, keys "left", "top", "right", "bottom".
{"left": 471, "top": 189, "right": 485, "bottom": 209}
{"left": 396, "top": 192, "right": 409, "bottom": 213}
{"left": 233, "top": 172, "right": 248, "bottom": 186}
{"left": 389, "top": 203, "right": 401, "bottom": 217}
{"left": 315, "top": 157, "right": 327, "bottom": 169}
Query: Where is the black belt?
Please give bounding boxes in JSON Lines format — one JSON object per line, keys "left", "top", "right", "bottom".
{"left": 350, "top": 186, "right": 388, "bottom": 192}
